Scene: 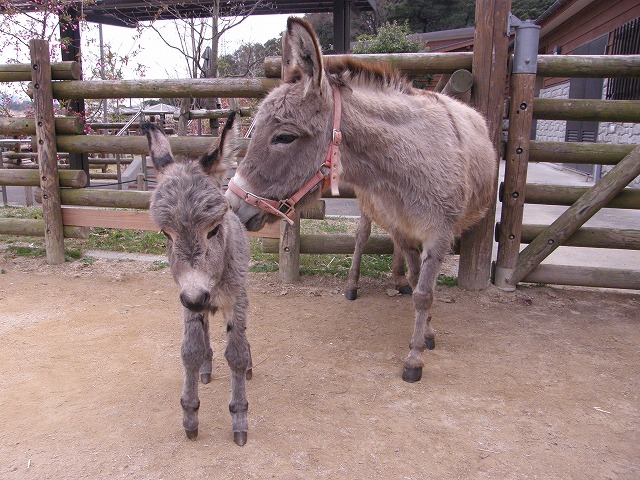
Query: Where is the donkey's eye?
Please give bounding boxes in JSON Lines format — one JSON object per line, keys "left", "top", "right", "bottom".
{"left": 271, "top": 134, "right": 297, "bottom": 145}
{"left": 161, "top": 230, "right": 172, "bottom": 241}
{"left": 207, "top": 225, "right": 220, "bottom": 239}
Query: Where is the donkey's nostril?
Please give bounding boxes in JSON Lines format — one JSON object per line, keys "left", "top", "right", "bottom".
{"left": 180, "top": 291, "right": 210, "bottom": 312}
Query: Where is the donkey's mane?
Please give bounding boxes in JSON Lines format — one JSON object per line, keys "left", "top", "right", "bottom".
{"left": 325, "top": 57, "right": 414, "bottom": 94}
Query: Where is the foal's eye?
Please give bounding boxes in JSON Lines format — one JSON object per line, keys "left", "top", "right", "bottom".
{"left": 160, "top": 230, "right": 172, "bottom": 241}
{"left": 207, "top": 225, "right": 220, "bottom": 239}
{"left": 271, "top": 134, "right": 297, "bottom": 145}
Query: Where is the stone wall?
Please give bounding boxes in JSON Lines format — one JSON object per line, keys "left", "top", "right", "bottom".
{"left": 535, "top": 82, "right": 569, "bottom": 142}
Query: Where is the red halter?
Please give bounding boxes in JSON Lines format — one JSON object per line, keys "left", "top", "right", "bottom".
{"left": 227, "top": 83, "right": 342, "bottom": 226}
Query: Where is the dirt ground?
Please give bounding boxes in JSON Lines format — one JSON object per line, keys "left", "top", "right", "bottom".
{"left": 0, "top": 252, "right": 638, "bottom": 480}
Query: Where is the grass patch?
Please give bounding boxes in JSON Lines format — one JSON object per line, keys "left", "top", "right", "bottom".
{"left": 0, "top": 205, "right": 43, "bottom": 219}
{"left": 5, "top": 245, "right": 47, "bottom": 259}
{"left": 150, "top": 260, "right": 168, "bottom": 271}
{"left": 437, "top": 275, "right": 458, "bottom": 287}
{"left": 85, "top": 228, "right": 166, "bottom": 255}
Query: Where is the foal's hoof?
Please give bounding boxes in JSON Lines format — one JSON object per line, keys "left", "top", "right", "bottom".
{"left": 402, "top": 366, "right": 423, "bottom": 383}
{"left": 245, "top": 368, "right": 253, "bottom": 381}
{"left": 200, "top": 373, "right": 212, "bottom": 384}
{"left": 185, "top": 428, "right": 198, "bottom": 440}
{"left": 234, "top": 431, "right": 248, "bottom": 446}
{"left": 345, "top": 289, "right": 358, "bottom": 301}
{"left": 424, "top": 337, "right": 436, "bottom": 351}
{"left": 397, "top": 285, "right": 413, "bottom": 295}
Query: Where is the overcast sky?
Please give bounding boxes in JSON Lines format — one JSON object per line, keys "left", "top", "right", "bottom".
{"left": 101, "top": 14, "right": 291, "bottom": 79}
{"left": 0, "top": 13, "right": 292, "bottom": 84}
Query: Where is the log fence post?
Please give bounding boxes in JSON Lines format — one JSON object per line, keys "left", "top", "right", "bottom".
{"left": 0, "top": 151, "right": 7, "bottom": 206}
{"left": 29, "top": 39, "right": 65, "bottom": 264}
{"left": 279, "top": 217, "right": 301, "bottom": 283}
{"left": 457, "top": 0, "right": 512, "bottom": 290}
{"left": 494, "top": 18, "right": 541, "bottom": 291}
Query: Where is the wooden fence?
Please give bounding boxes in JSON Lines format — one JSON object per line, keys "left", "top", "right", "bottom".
{"left": 1, "top": 34, "right": 639, "bottom": 290}
{"left": 494, "top": 54, "right": 640, "bottom": 290}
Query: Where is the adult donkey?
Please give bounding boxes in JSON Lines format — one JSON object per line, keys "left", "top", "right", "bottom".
{"left": 143, "top": 114, "right": 252, "bottom": 446}
{"left": 226, "top": 18, "right": 496, "bottom": 382}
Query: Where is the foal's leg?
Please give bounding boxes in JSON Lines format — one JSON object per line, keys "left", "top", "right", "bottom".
{"left": 181, "top": 310, "right": 207, "bottom": 439}
{"left": 199, "top": 307, "right": 215, "bottom": 384}
{"left": 345, "top": 214, "right": 372, "bottom": 300}
{"left": 402, "top": 235, "right": 451, "bottom": 383}
{"left": 223, "top": 292, "right": 251, "bottom": 446}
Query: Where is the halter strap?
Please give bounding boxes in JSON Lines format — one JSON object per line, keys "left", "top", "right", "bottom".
{"left": 228, "top": 83, "right": 343, "bottom": 225}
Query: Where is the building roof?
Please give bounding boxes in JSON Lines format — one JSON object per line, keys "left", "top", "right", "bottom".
{"left": 4, "top": 0, "right": 374, "bottom": 28}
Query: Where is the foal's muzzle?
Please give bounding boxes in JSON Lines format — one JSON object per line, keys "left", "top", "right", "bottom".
{"left": 180, "top": 290, "right": 210, "bottom": 312}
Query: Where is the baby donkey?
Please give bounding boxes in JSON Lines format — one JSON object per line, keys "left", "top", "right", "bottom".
{"left": 142, "top": 114, "right": 252, "bottom": 446}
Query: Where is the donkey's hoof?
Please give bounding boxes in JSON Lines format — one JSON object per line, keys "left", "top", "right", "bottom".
{"left": 245, "top": 368, "right": 253, "bottom": 381}
{"left": 185, "top": 429, "right": 198, "bottom": 440}
{"left": 402, "top": 366, "right": 423, "bottom": 383}
{"left": 345, "top": 289, "right": 358, "bottom": 301}
{"left": 234, "top": 431, "right": 248, "bottom": 446}
{"left": 200, "top": 373, "right": 212, "bottom": 384}
{"left": 424, "top": 337, "right": 436, "bottom": 351}
{"left": 397, "top": 285, "right": 413, "bottom": 295}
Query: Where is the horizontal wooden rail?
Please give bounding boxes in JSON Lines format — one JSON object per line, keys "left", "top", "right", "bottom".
{"left": 529, "top": 141, "right": 635, "bottom": 165}
{"left": 88, "top": 157, "right": 134, "bottom": 165}
{"left": 36, "top": 187, "right": 151, "bottom": 209}
{"left": 0, "top": 116, "right": 85, "bottom": 135}
{"left": 60, "top": 206, "right": 280, "bottom": 238}
{"left": 48, "top": 77, "right": 280, "bottom": 100}
{"left": 0, "top": 169, "right": 87, "bottom": 187}
{"left": 521, "top": 183, "right": 640, "bottom": 209}
{"left": 174, "top": 107, "right": 253, "bottom": 120}
{"left": 497, "top": 222, "right": 640, "bottom": 250}
{"left": 0, "top": 61, "right": 81, "bottom": 81}
{"left": 90, "top": 173, "right": 118, "bottom": 180}
{"left": 0, "top": 218, "right": 89, "bottom": 239}
{"left": 264, "top": 52, "right": 474, "bottom": 78}
{"left": 262, "top": 233, "right": 463, "bottom": 255}
{"left": 262, "top": 234, "right": 394, "bottom": 254}
{"left": 54, "top": 135, "right": 251, "bottom": 156}
{"left": 263, "top": 54, "right": 640, "bottom": 79}
{"left": 533, "top": 99, "right": 640, "bottom": 122}
{"left": 536, "top": 55, "right": 640, "bottom": 78}
{"left": 522, "top": 264, "right": 640, "bottom": 290}
{"left": 2, "top": 152, "right": 68, "bottom": 159}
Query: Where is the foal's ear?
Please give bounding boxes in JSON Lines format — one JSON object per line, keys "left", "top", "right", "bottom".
{"left": 141, "top": 122, "right": 174, "bottom": 175}
{"left": 199, "top": 112, "right": 239, "bottom": 183}
{"left": 282, "top": 17, "right": 324, "bottom": 89}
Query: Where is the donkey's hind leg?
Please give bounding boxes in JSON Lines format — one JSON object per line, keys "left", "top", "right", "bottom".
{"left": 402, "top": 235, "right": 450, "bottom": 383}
{"left": 181, "top": 310, "right": 207, "bottom": 439}
{"left": 392, "top": 238, "right": 412, "bottom": 295}
{"left": 223, "top": 293, "right": 251, "bottom": 446}
{"left": 199, "top": 308, "right": 215, "bottom": 384}
{"left": 345, "top": 214, "right": 372, "bottom": 300}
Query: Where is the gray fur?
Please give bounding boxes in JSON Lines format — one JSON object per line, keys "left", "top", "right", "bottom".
{"left": 226, "top": 17, "right": 497, "bottom": 382}
{"left": 143, "top": 116, "right": 252, "bottom": 444}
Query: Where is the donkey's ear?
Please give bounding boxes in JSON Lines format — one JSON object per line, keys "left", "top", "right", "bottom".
{"left": 199, "top": 112, "right": 239, "bottom": 182}
{"left": 282, "top": 17, "right": 324, "bottom": 89}
{"left": 141, "top": 122, "right": 174, "bottom": 175}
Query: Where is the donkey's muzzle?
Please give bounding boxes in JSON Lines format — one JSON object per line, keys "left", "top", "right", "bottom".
{"left": 180, "top": 290, "right": 210, "bottom": 312}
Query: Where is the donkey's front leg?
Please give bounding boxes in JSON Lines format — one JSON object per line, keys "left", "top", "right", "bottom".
{"left": 402, "top": 238, "right": 449, "bottom": 383}
{"left": 181, "top": 311, "right": 207, "bottom": 439}
{"left": 223, "top": 293, "right": 251, "bottom": 446}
